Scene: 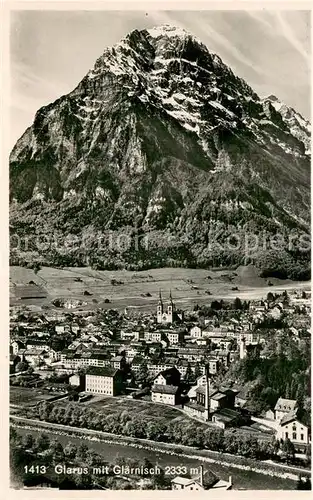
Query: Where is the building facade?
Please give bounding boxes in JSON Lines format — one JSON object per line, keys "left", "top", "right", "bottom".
{"left": 85, "top": 367, "right": 123, "bottom": 396}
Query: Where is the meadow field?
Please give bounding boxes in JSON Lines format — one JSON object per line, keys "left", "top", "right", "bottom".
{"left": 10, "top": 265, "right": 310, "bottom": 312}
{"left": 10, "top": 386, "right": 60, "bottom": 407}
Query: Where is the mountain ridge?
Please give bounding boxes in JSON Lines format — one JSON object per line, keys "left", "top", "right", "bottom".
{"left": 10, "top": 25, "right": 310, "bottom": 278}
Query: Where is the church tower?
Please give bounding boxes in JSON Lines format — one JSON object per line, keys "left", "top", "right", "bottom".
{"left": 157, "top": 290, "right": 163, "bottom": 324}
{"left": 167, "top": 290, "right": 174, "bottom": 323}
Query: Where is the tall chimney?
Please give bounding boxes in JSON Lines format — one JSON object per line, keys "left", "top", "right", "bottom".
{"left": 205, "top": 365, "right": 210, "bottom": 421}
{"left": 240, "top": 336, "right": 246, "bottom": 360}
{"left": 199, "top": 465, "right": 204, "bottom": 486}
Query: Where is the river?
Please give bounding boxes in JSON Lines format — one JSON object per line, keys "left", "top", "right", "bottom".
{"left": 14, "top": 427, "right": 296, "bottom": 490}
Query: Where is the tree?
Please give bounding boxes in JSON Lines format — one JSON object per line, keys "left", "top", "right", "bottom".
{"left": 10, "top": 427, "right": 18, "bottom": 443}
{"left": 304, "top": 477, "right": 311, "bottom": 490}
{"left": 136, "top": 360, "right": 149, "bottom": 387}
{"left": 35, "top": 433, "right": 50, "bottom": 452}
{"left": 21, "top": 433, "right": 34, "bottom": 449}
{"left": 296, "top": 475, "right": 311, "bottom": 490}
{"left": 15, "top": 361, "right": 28, "bottom": 373}
{"left": 38, "top": 402, "right": 53, "bottom": 421}
{"left": 64, "top": 442, "right": 77, "bottom": 459}
{"left": 233, "top": 297, "right": 243, "bottom": 310}
{"left": 48, "top": 440, "right": 64, "bottom": 462}
{"left": 185, "top": 363, "right": 193, "bottom": 384}
{"left": 77, "top": 443, "right": 89, "bottom": 462}
{"left": 194, "top": 362, "right": 202, "bottom": 380}
{"left": 281, "top": 438, "right": 295, "bottom": 463}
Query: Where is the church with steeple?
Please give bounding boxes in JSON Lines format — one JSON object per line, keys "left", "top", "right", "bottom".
{"left": 157, "top": 291, "right": 183, "bottom": 324}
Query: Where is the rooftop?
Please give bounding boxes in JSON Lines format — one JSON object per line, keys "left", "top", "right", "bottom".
{"left": 86, "top": 366, "right": 119, "bottom": 377}
{"left": 152, "top": 384, "right": 179, "bottom": 395}
{"left": 274, "top": 398, "right": 298, "bottom": 412}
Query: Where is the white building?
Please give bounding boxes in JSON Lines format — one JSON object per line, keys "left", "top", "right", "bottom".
{"left": 166, "top": 331, "right": 184, "bottom": 345}
{"left": 151, "top": 384, "right": 179, "bottom": 405}
{"left": 276, "top": 412, "right": 310, "bottom": 448}
{"left": 85, "top": 367, "right": 122, "bottom": 396}
{"left": 274, "top": 398, "right": 298, "bottom": 421}
{"left": 190, "top": 326, "right": 202, "bottom": 338}
{"left": 171, "top": 466, "right": 232, "bottom": 490}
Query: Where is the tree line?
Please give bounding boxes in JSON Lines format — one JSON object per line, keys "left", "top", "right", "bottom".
{"left": 25, "top": 401, "right": 285, "bottom": 462}
{"left": 10, "top": 427, "right": 171, "bottom": 490}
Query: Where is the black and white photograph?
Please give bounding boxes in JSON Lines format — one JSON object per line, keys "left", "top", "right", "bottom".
{"left": 7, "top": 2, "right": 311, "bottom": 491}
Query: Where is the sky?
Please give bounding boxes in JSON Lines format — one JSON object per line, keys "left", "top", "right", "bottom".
{"left": 10, "top": 9, "right": 311, "bottom": 148}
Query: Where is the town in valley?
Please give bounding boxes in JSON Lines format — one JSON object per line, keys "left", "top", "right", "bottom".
{"left": 10, "top": 267, "right": 311, "bottom": 490}
{"left": 8, "top": 13, "right": 311, "bottom": 492}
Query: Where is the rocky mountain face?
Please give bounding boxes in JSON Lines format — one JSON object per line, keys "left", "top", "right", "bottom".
{"left": 262, "top": 95, "right": 311, "bottom": 155}
{"left": 10, "top": 25, "right": 310, "bottom": 277}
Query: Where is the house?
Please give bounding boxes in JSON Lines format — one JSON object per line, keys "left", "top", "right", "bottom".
{"left": 153, "top": 367, "right": 181, "bottom": 386}
{"left": 171, "top": 465, "right": 232, "bottom": 490}
{"left": 195, "top": 338, "right": 210, "bottom": 347}
{"left": 216, "top": 350, "right": 231, "bottom": 367}
{"left": 177, "top": 346, "right": 203, "bottom": 362}
{"left": 269, "top": 306, "right": 283, "bottom": 320}
{"left": 274, "top": 398, "right": 298, "bottom": 421}
{"left": 186, "top": 375, "right": 237, "bottom": 423}
{"left": 55, "top": 325, "right": 68, "bottom": 335}
{"left": 276, "top": 410, "right": 310, "bottom": 450}
{"left": 26, "top": 339, "right": 50, "bottom": 351}
{"left": 165, "top": 331, "right": 185, "bottom": 345}
{"left": 151, "top": 384, "right": 180, "bottom": 406}
{"left": 85, "top": 367, "right": 123, "bottom": 396}
{"left": 131, "top": 356, "right": 146, "bottom": 375}
{"left": 23, "top": 349, "right": 46, "bottom": 366}
{"left": 265, "top": 409, "right": 275, "bottom": 420}
{"left": 69, "top": 374, "right": 86, "bottom": 391}
{"left": 190, "top": 326, "right": 202, "bottom": 338}
{"left": 144, "top": 331, "right": 163, "bottom": 342}
{"left": 44, "top": 349, "right": 61, "bottom": 365}
{"left": 235, "top": 389, "right": 249, "bottom": 408}
{"left": 211, "top": 408, "right": 244, "bottom": 429}
{"left": 120, "top": 330, "right": 138, "bottom": 341}
{"left": 239, "top": 331, "right": 260, "bottom": 344}
{"left": 206, "top": 357, "right": 219, "bottom": 375}
{"left": 110, "top": 355, "right": 126, "bottom": 370}
{"left": 147, "top": 362, "right": 173, "bottom": 377}
{"left": 88, "top": 353, "right": 111, "bottom": 367}
{"left": 10, "top": 340, "right": 25, "bottom": 355}
{"left": 249, "top": 301, "right": 268, "bottom": 312}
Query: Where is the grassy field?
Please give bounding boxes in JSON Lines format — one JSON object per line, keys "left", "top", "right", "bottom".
{"left": 54, "top": 395, "right": 186, "bottom": 422}
{"left": 10, "top": 265, "right": 310, "bottom": 312}
{"left": 89, "top": 396, "right": 184, "bottom": 420}
{"left": 10, "top": 387, "right": 59, "bottom": 407}
{"left": 52, "top": 395, "right": 275, "bottom": 441}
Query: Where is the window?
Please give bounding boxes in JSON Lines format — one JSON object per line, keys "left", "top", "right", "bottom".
{"left": 301, "top": 434, "right": 304, "bottom": 441}
{"left": 292, "top": 433, "right": 297, "bottom": 440}
{"left": 285, "top": 432, "right": 288, "bottom": 438}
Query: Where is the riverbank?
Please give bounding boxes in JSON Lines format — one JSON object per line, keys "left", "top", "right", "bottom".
{"left": 11, "top": 416, "right": 309, "bottom": 484}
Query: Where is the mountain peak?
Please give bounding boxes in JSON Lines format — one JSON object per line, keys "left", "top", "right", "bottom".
{"left": 9, "top": 25, "right": 310, "bottom": 278}
{"left": 147, "top": 24, "right": 196, "bottom": 39}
